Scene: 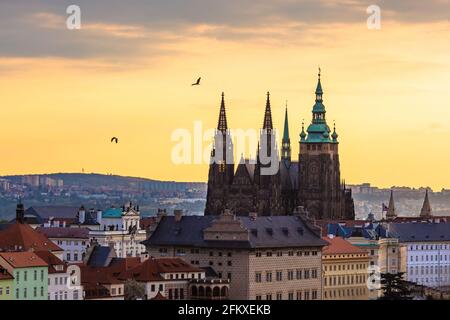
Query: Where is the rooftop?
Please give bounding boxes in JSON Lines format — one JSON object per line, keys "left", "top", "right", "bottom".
{"left": 322, "top": 236, "right": 367, "bottom": 255}
{"left": 0, "top": 252, "right": 48, "bottom": 268}
{"left": 0, "top": 222, "right": 62, "bottom": 252}
{"left": 36, "top": 227, "right": 90, "bottom": 239}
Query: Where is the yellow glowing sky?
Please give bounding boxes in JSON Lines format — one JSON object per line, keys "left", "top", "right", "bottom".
{"left": 0, "top": 2, "right": 449, "bottom": 190}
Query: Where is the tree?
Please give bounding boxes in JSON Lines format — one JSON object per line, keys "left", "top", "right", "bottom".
{"left": 124, "top": 279, "right": 146, "bottom": 300}
{"left": 378, "top": 272, "right": 413, "bottom": 300}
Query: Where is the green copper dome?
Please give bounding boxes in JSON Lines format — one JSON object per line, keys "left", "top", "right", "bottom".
{"left": 304, "top": 70, "right": 337, "bottom": 144}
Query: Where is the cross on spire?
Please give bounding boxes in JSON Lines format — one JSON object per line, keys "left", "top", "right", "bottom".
{"left": 217, "top": 92, "right": 228, "bottom": 132}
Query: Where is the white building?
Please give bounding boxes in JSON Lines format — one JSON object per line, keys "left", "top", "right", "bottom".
{"left": 90, "top": 202, "right": 146, "bottom": 258}
{"left": 389, "top": 222, "right": 450, "bottom": 288}
{"left": 35, "top": 251, "right": 83, "bottom": 300}
{"left": 36, "top": 227, "right": 90, "bottom": 263}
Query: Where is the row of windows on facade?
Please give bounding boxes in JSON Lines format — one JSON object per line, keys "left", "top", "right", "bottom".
{"left": 323, "top": 274, "right": 368, "bottom": 287}
{"left": 166, "top": 273, "right": 204, "bottom": 280}
{"left": 409, "top": 254, "right": 450, "bottom": 262}
{"left": 256, "top": 250, "right": 319, "bottom": 257}
{"left": 255, "top": 289, "right": 319, "bottom": 301}
{"left": 323, "top": 263, "right": 368, "bottom": 272}
{"left": 66, "top": 252, "right": 85, "bottom": 261}
{"left": 56, "top": 240, "right": 87, "bottom": 246}
{"left": 409, "top": 277, "right": 450, "bottom": 284}
{"left": 409, "top": 244, "right": 450, "bottom": 251}
{"left": 168, "top": 288, "right": 184, "bottom": 300}
{"left": 0, "top": 286, "right": 11, "bottom": 296}
{"left": 49, "top": 276, "right": 69, "bottom": 286}
{"left": 15, "top": 287, "right": 45, "bottom": 299}
{"left": 50, "top": 290, "right": 80, "bottom": 300}
{"left": 255, "top": 268, "right": 319, "bottom": 283}
{"left": 323, "top": 287, "right": 367, "bottom": 299}
{"left": 409, "top": 265, "right": 450, "bottom": 275}
{"left": 15, "top": 270, "right": 45, "bottom": 283}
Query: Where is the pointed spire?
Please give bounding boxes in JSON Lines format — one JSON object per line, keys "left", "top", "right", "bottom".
{"left": 420, "top": 189, "right": 432, "bottom": 218}
{"left": 217, "top": 92, "right": 228, "bottom": 133}
{"left": 315, "top": 67, "right": 323, "bottom": 101}
{"left": 263, "top": 91, "right": 273, "bottom": 130}
{"left": 300, "top": 119, "right": 306, "bottom": 141}
{"left": 332, "top": 121, "right": 338, "bottom": 142}
{"left": 282, "top": 103, "right": 290, "bottom": 142}
{"left": 386, "top": 190, "right": 397, "bottom": 219}
{"left": 281, "top": 103, "right": 291, "bottom": 162}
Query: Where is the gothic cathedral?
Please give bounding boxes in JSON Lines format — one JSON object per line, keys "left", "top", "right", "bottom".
{"left": 205, "top": 72, "right": 355, "bottom": 219}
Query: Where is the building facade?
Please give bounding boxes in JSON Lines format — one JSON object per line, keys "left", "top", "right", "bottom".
{"left": 205, "top": 72, "right": 354, "bottom": 219}
{"left": 143, "top": 210, "right": 326, "bottom": 300}
{"left": 0, "top": 252, "right": 48, "bottom": 300}
{"left": 322, "top": 236, "right": 370, "bottom": 300}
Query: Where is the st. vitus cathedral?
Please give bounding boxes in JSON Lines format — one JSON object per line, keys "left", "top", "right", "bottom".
{"left": 205, "top": 71, "right": 355, "bottom": 219}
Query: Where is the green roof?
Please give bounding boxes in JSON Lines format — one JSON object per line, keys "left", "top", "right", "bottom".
{"left": 102, "top": 207, "right": 123, "bottom": 218}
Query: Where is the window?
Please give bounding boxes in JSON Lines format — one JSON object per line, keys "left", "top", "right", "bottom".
{"left": 34, "top": 270, "right": 37, "bottom": 281}
{"left": 227, "top": 273, "right": 232, "bottom": 280}
{"left": 209, "top": 251, "right": 214, "bottom": 257}
{"left": 304, "top": 290, "right": 310, "bottom": 300}
{"left": 255, "top": 272, "right": 262, "bottom": 283}
{"left": 6, "top": 287, "right": 9, "bottom": 295}
{"left": 40, "top": 287, "right": 44, "bottom": 297}
{"left": 227, "top": 261, "right": 232, "bottom": 266}
{"left": 256, "top": 295, "right": 262, "bottom": 300}
{"left": 41, "top": 270, "right": 44, "bottom": 281}
{"left": 276, "top": 251, "right": 283, "bottom": 257}
{"left": 23, "top": 288, "right": 27, "bottom": 299}
{"left": 276, "top": 271, "right": 283, "bottom": 281}
{"left": 304, "top": 269, "right": 310, "bottom": 279}
{"left": 267, "top": 252, "right": 273, "bottom": 257}
{"left": 297, "top": 251, "right": 303, "bottom": 256}
{"left": 34, "top": 287, "right": 37, "bottom": 297}
{"left": 288, "top": 251, "right": 294, "bottom": 256}
{"left": 296, "top": 291, "right": 302, "bottom": 300}
{"left": 276, "top": 292, "right": 282, "bottom": 300}
{"left": 151, "top": 284, "right": 155, "bottom": 292}
{"left": 16, "top": 272, "right": 20, "bottom": 284}
{"left": 296, "top": 269, "right": 302, "bottom": 280}
{"left": 16, "top": 288, "right": 19, "bottom": 299}
{"left": 266, "top": 294, "right": 272, "bottom": 300}
{"left": 312, "top": 251, "right": 318, "bottom": 256}
{"left": 66, "top": 253, "right": 71, "bottom": 261}
{"left": 288, "top": 292, "right": 294, "bottom": 300}
{"left": 256, "top": 252, "right": 262, "bottom": 257}
{"left": 311, "top": 269, "right": 318, "bottom": 279}
{"left": 288, "top": 270, "right": 294, "bottom": 280}
{"left": 266, "top": 272, "right": 272, "bottom": 282}
{"left": 24, "top": 271, "right": 27, "bottom": 281}
{"left": 73, "top": 290, "right": 79, "bottom": 300}
{"left": 312, "top": 290, "right": 318, "bottom": 300}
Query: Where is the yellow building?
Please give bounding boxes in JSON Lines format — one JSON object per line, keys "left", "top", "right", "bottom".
{"left": 322, "top": 236, "right": 370, "bottom": 300}
{"left": 0, "top": 266, "right": 14, "bottom": 300}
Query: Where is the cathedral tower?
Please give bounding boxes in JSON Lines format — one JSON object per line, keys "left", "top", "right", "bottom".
{"left": 298, "top": 70, "right": 355, "bottom": 219}
{"left": 205, "top": 93, "right": 235, "bottom": 215}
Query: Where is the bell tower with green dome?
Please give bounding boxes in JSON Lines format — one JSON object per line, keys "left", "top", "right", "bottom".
{"left": 298, "top": 70, "right": 355, "bottom": 219}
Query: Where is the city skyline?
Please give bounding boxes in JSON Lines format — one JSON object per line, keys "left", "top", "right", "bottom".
{"left": 0, "top": 1, "right": 449, "bottom": 190}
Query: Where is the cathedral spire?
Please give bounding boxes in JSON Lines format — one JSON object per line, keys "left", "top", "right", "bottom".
{"left": 420, "top": 189, "right": 432, "bottom": 218}
{"left": 281, "top": 103, "right": 291, "bottom": 162}
{"left": 217, "top": 92, "right": 228, "bottom": 133}
{"left": 386, "top": 190, "right": 397, "bottom": 220}
{"left": 263, "top": 92, "right": 273, "bottom": 130}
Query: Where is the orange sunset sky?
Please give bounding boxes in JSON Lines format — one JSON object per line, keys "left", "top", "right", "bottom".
{"left": 0, "top": 1, "right": 449, "bottom": 189}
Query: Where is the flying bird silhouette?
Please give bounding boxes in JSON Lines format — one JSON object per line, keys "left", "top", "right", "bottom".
{"left": 191, "top": 77, "right": 201, "bottom": 86}
{"left": 111, "top": 137, "right": 118, "bottom": 144}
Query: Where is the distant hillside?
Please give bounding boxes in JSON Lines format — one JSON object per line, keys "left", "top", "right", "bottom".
{"left": 3, "top": 173, "right": 206, "bottom": 191}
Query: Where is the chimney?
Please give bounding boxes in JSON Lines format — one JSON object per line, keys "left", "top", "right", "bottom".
{"left": 78, "top": 207, "right": 86, "bottom": 224}
{"left": 140, "top": 252, "right": 150, "bottom": 263}
{"left": 96, "top": 210, "right": 102, "bottom": 225}
{"left": 16, "top": 201, "right": 25, "bottom": 224}
{"left": 174, "top": 209, "right": 183, "bottom": 222}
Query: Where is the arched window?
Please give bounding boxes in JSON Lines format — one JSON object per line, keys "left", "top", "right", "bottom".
{"left": 198, "top": 286, "right": 205, "bottom": 297}
{"left": 221, "top": 286, "right": 228, "bottom": 297}
{"left": 191, "top": 286, "right": 198, "bottom": 297}
{"left": 213, "top": 287, "right": 220, "bottom": 297}
{"left": 205, "top": 287, "right": 212, "bottom": 297}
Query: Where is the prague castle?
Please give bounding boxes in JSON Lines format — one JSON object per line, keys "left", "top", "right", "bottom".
{"left": 205, "top": 71, "right": 355, "bottom": 219}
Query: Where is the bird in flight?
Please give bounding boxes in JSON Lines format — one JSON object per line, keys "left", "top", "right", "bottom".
{"left": 111, "top": 137, "right": 118, "bottom": 144}
{"left": 191, "top": 77, "right": 201, "bottom": 86}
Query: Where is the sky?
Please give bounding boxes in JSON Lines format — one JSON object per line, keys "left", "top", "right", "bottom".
{"left": 0, "top": 0, "right": 449, "bottom": 189}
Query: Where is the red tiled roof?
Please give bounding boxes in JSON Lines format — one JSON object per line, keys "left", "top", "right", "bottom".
{"left": 322, "top": 236, "right": 366, "bottom": 255}
{"left": 140, "top": 217, "right": 157, "bottom": 230}
{"left": 79, "top": 265, "right": 124, "bottom": 285}
{"left": 117, "top": 258, "right": 202, "bottom": 282}
{"left": 0, "top": 222, "right": 62, "bottom": 252}
{"left": 34, "top": 251, "right": 67, "bottom": 274}
{"left": 0, "top": 252, "right": 48, "bottom": 268}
